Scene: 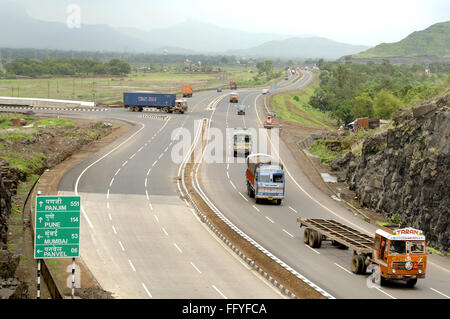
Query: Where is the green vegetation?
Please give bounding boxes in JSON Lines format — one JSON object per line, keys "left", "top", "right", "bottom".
{"left": 0, "top": 152, "right": 46, "bottom": 178}
{"left": 309, "top": 140, "right": 343, "bottom": 167}
{"left": 270, "top": 74, "right": 336, "bottom": 129}
{"left": 34, "top": 118, "right": 75, "bottom": 127}
{"left": 353, "top": 22, "right": 450, "bottom": 58}
{"left": 5, "top": 58, "right": 131, "bottom": 77}
{"left": 309, "top": 60, "right": 449, "bottom": 124}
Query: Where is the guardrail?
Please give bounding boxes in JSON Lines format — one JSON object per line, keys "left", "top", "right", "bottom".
{"left": 0, "top": 97, "right": 95, "bottom": 108}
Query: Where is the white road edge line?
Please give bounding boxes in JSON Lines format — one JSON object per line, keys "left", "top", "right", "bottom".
{"left": 430, "top": 287, "right": 450, "bottom": 299}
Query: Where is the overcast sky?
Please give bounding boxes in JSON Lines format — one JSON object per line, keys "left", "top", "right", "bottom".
{"left": 15, "top": 0, "right": 450, "bottom": 46}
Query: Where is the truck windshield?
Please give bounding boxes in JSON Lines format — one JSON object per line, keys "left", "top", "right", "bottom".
{"left": 273, "top": 174, "right": 283, "bottom": 183}
{"left": 258, "top": 175, "right": 271, "bottom": 183}
{"left": 410, "top": 241, "right": 425, "bottom": 254}
{"left": 234, "top": 135, "right": 250, "bottom": 143}
{"left": 389, "top": 241, "right": 406, "bottom": 255}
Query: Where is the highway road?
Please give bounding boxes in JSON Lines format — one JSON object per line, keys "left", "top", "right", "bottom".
{"left": 2, "top": 70, "right": 449, "bottom": 299}
{"left": 198, "top": 70, "right": 450, "bottom": 299}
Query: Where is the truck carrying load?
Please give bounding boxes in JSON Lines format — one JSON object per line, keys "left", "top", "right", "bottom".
{"left": 297, "top": 218, "right": 427, "bottom": 287}
{"left": 230, "top": 81, "right": 237, "bottom": 90}
{"left": 123, "top": 92, "right": 185, "bottom": 114}
{"left": 182, "top": 85, "right": 193, "bottom": 97}
{"left": 246, "top": 154, "right": 285, "bottom": 205}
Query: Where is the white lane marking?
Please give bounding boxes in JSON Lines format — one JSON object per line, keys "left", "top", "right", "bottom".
{"left": 128, "top": 259, "right": 136, "bottom": 272}
{"left": 190, "top": 262, "right": 202, "bottom": 274}
{"left": 142, "top": 283, "right": 152, "bottom": 298}
{"left": 114, "top": 168, "right": 121, "bottom": 176}
{"left": 152, "top": 160, "right": 157, "bottom": 167}
{"left": 226, "top": 171, "right": 230, "bottom": 179}
{"left": 109, "top": 178, "right": 114, "bottom": 187}
{"left": 154, "top": 215, "right": 159, "bottom": 223}
{"left": 122, "top": 160, "right": 128, "bottom": 167}
{"left": 305, "top": 244, "right": 320, "bottom": 255}
{"left": 144, "top": 143, "right": 148, "bottom": 146}
{"left": 129, "top": 153, "right": 136, "bottom": 160}
{"left": 375, "top": 287, "right": 396, "bottom": 299}
{"left": 282, "top": 229, "right": 294, "bottom": 238}
{"left": 138, "top": 146, "right": 144, "bottom": 152}
{"left": 265, "top": 216, "right": 275, "bottom": 223}
{"left": 164, "top": 147, "right": 169, "bottom": 152}
{"left": 162, "top": 227, "right": 168, "bottom": 236}
{"left": 238, "top": 192, "right": 249, "bottom": 202}
{"left": 289, "top": 206, "right": 298, "bottom": 214}
{"left": 119, "top": 241, "right": 125, "bottom": 251}
{"left": 106, "top": 202, "right": 109, "bottom": 209}
{"left": 144, "top": 178, "right": 147, "bottom": 187}
{"left": 145, "top": 190, "right": 149, "bottom": 200}
{"left": 147, "top": 168, "right": 151, "bottom": 175}
{"left": 149, "top": 202, "right": 153, "bottom": 210}
{"left": 430, "top": 287, "right": 450, "bottom": 299}
{"left": 229, "top": 180, "right": 236, "bottom": 189}
{"left": 112, "top": 225, "right": 117, "bottom": 235}
{"left": 174, "top": 243, "right": 182, "bottom": 253}
{"left": 226, "top": 163, "right": 229, "bottom": 170}
{"left": 212, "top": 285, "right": 227, "bottom": 299}
{"left": 334, "top": 262, "right": 352, "bottom": 275}
{"left": 106, "top": 189, "right": 110, "bottom": 199}
{"left": 158, "top": 153, "right": 163, "bottom": 159}
{"left": 252, "top": 205, "right": 260, "bottom": 213}
{"left": 108, "top": 213, "right": 112, "bottom": 221}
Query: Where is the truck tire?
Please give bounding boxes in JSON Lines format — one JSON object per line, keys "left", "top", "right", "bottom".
{"left": 276, "top": 199, "right": 282, "bottom": 205}
{"left": 304, "top": 228, "right": 310, "bottom": 244}
{"left": 406, "top": 278, "right": 417, "bottom": 288}
{"left": 351, "top": 254, "right": 364, "bottom": 274}
{"left": 308, "top": 230, "right": 321, "bottom": 248}
{"left": 233, "top": 151, "right": 237, "bottom": 157}
{"left": 138, "top": 107, "right": 143, "bottom": 112}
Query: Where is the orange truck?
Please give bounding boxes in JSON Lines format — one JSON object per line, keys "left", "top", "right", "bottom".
{"left": 182, "top": 85, "right": 193, "bottom": 98}
{"left": 297, "top": 218, "right": 427, "bottom": 287}
{"left": 264, "top": 116, "right": 273, "bottom": 129}
{"left": 229, "top": 92, "right": 239, "bottom": 103}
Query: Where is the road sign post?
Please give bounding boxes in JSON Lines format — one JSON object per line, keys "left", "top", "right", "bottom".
{"left": 34, "top": 195, "right": 80, "bottom": 299}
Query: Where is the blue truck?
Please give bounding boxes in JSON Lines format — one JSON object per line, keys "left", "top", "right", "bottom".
{"left": 123, "top": 92, "right": 187, "bottom": 114}
{"left": 246, "top": 154, "right": 285, "bottom": 205}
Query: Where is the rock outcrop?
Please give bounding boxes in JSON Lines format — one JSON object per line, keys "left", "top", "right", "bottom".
{"left": 332, "top": 93, "right": 450, "bottom": 252}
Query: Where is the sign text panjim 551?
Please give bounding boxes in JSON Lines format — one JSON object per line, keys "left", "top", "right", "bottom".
{"left": 34, "top": 196, "right": 81, "bottom": 259}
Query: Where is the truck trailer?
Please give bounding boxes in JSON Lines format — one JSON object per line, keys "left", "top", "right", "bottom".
{"left": 297, "top": 218, "right": 427, "bottom": 287}
{"left": 123, "top": 92, "right": 186, "bottom": 114}
{"left": 246, "top": 154, "right": 285, "bottom": 205}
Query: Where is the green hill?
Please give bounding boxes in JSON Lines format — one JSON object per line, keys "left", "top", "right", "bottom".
{"left": 353, "top": 21, "right": 450, "bottom": 58}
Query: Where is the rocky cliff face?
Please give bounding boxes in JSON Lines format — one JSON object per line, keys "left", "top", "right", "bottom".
{"left": 333, "top": 93, "right": 449, "bottom": 253}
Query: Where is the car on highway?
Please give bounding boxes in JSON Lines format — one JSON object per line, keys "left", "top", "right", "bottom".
{"left": 262, "top": 89, "right": 269, "bottom": 94}
{"left": 217, "top": 87, "right": 222, "bottom": 92}
{"left": 237, "top": 104, "right": 246, "bottom": 115}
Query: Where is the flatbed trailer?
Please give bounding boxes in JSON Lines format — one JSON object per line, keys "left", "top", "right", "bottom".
{"left": 297, "top": 218, "right": 427, "bottom": 287}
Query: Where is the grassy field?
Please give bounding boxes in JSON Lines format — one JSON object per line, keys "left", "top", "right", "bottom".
{"left": 0, "top": 65, "right": 279, "bottom": 103}
{"left": 270, "top": 73, "right": 336, "bottom": 130}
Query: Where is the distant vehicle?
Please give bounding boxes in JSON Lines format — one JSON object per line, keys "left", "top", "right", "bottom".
{"left": 262, "top": 89, "right": 269, "bottom": 95}
{"left": 230, "top": 81, "right": 237, "bottom": 90}
{"left": 246, "top": 154, "right": 285, "bottom": 205}
{"left": 233, "top": 128, "right": 252, "bottom": 157}
{"left": 182, "top": 85, "right": 193, "bottom": 98}
{"left": 229, "top": 93, "right": 239, "bottom": 103}
{"left": 237, "top": 104, "right": 246, "bottom": 115}
{"left": 123, "top": 92, "right": 185, "bottom": 114}
{"left": 264, "top": 116, "right": 273, "bottom": 129}
{"left": 284, "top": 76, "right": 289, "bottom": 80}
{"left": 217, "top": 88, "right": 222, "bottom": 92}
{"left": 298, "top": 219, "right": 427, "bottom": 287}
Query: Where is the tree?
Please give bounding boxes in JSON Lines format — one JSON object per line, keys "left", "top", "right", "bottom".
{"left": 352, "top": 94, "right": 375, "bottom": 118}
{"left": 373, "top": 90, "right": 404, "bottom": 119}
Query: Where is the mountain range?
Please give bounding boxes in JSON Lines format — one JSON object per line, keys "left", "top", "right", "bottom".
{"left": 0, "top": 1, "right": 370, "bottom": 59}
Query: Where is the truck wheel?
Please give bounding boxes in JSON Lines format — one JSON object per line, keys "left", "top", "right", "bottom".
{"left": 351, "top": 254, "right": 364, "bottom": 274}
{"left": 406, "top": 278, "right": 417, "bottom": 288}
{"left": 250, "top": 188, "right": 255, "bottom": 198}
{"left": 308, "top": 230, "right": 321, "bottom": 248}
{"left": 138, "top": 107, "right": 143, "bottom": 112}
{"left": 276, "top": 199, "right": 282, "bottom": 205}
{"left": 304, "top": 228, "right": 310, "bottom": 244}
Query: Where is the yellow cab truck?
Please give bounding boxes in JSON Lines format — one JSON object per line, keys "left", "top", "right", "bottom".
{"left": 182, "top": 85, "right": 193, "bottom": 97}
{"left": 230, "top": 92, "right": 239, "bottom": 103}
{"left": 297, "top": 218, "right": 427, "bottom": 287}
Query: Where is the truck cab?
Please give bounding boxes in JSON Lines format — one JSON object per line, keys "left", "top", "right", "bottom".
{"left": 174, "top": 99, "right": 188, "bottom": 114}
{"left": 372, "top": 227, "right": 427, "bottom": 287}
{"left": 230, "top": 93, "right": 239, "bottom": 103}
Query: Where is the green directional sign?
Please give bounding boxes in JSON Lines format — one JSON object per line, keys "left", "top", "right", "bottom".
{"left": 34, "top": 196, "right": 81, "bottom": 259}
